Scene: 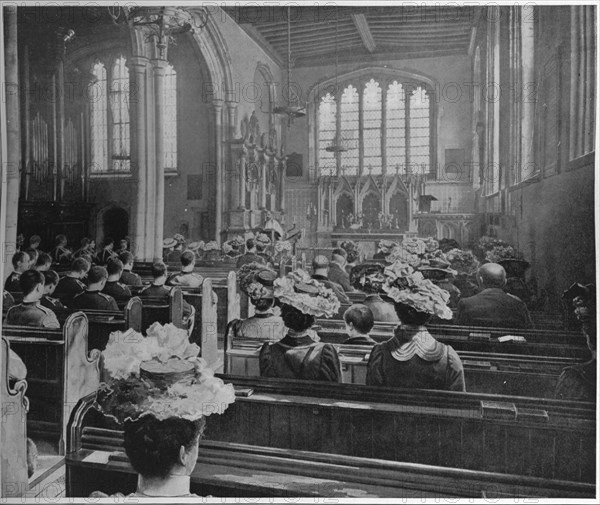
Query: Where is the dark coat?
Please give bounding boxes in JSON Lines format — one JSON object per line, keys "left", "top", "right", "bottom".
{"left": 236, "top": 252, "right": 266, "bottom": 269}
{"left": 40, "top": 295, "right": 65, "bottom": 311}
{"left": 555, "top": 359, "right": 596, "bottom": 402}
{"left": 312, "top": 274, "right": 350, "bottom": 305}
{"left": 259, "top": 333, "right": 341, "bottom": 382}
{"left": 102, "top": 281, "right": 132, "bottom": 305}
{"left": 54, "top": 276, "right": 87, "bottom": 307}
{"left": 6, "top": 301, "right": 60, "bottom": 328}
{"left": 120, "top": 269, "right": 143, "bottom": 287}
{"left": 366, "top": 328, "right": 465, "bottom": 392}
{"left": 72, "top": 290, "right": 119, "bottom": 311}
{"left": 456, "top": 287, "right": 534, "bottom": 329}
{"left": 4, "top": 272, "right": 21, "bottom": 293}
{"left": 343, "top": 334, "right": 377, "bottom": 346}
{"left": 328, "top": 262, "right": 353, "bottom": 292}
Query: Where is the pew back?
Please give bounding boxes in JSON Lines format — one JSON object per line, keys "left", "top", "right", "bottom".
{"left": 4, "top": 312, "right": 101, "bottom": 453}
{"left": 1, "top": 337, "right": 29, "bottom": 498}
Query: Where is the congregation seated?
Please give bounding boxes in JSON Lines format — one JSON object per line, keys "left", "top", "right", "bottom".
{"left": 555, "top": 284, "right": 596, "bottom": 402}
{"left": 24, "top": 247, "right": 39, "bottom": 270}
{"left": 138, "top": 262, "right": 194, "bottom": 324}
{"left": 225, "top": 263, "right": 285, "bottom": 342}
{"left": 366, "top": 260, "right": 466, "bottom": 392}
{"left": 102, "top": 258, "right": 132, "bottom": 305}
{"left": 4, "top": 251, "right": 30, "bottom": 292}
{"left": 54, "top": 257, "right": 90, "bottom": 307}
{"left": 5, "top": 270, "right": 60, "bottom": 328}
{"left": 328, "top": 248, "right": 353, "bottom": 292}
{"left": 259, "top": 271, "right": 341, "bottom": 381}
{"left": 311, "top": 255, "right": 350, "bottom": 304}
{"left": 119, "top": 251, "right": 142, "bottom": 286}
{"left": 342, "top": 304, "right": 376, "bottom": 345}
{"left": 350, "top": 263, "right": 399, "bottom": 323}
{"left": 236, "top": 238, "right": 267, "bottom": 268}
{"left": 73, "top": 237, "right": 96, "bottom": 259}
{"left": 35, "top": 252, "right": 52, "bottom": 272}
{"left": 50, "top": 234, "right": 72, "bottom": 264}
{"left": 95, "top": 237, "right": 118, "bottom": 266}
{"left": 28, "top": 234, "right": 42, "bottom": 253}
{"left": 166, "top": 250, "right": 204, "bottom": 288}
{"left": 255, "top": 234, "right": 274, "bottom": 266}
{"left": 164, "top": 235, "right": 185, "bottom": 263}
{"left": 456, "top": 263, "right": 533, "bottom": 328}
{"left": 71, "top": 266, "right": 119, "bottom": 311}
{"left": 40, "top": 269, "right": 65, "bottom": 310}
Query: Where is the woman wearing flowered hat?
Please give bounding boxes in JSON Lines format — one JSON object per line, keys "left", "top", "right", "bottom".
{"left": 373, "top": 239, "right": 398, "bottom": 261}
{"left": 366, "top": 260, "right": 466, "bottom": 392}
{"left": 259, "top": 270, "right": 342, "bottom": 382}
{"left": 225, "top": 263, "right": 285, "bottom": 342}
{"left": 350, "top": 263, "right": 399, "bottom": 323}
{"left": 91, "top": 324, "right": 235, "bottom": 497}
{"left": 255, "top": 233, "right": 274, "bottom": 266}
{"left": 418, "top": 258, "right": 461, "bottom": 310}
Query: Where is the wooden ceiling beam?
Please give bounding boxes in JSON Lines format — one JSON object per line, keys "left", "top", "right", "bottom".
{"left": 351, "top": 13, "right": 377, "bottom": 53}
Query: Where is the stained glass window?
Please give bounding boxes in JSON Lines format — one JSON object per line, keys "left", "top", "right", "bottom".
{"left": 317, "top": 76, "right": 432, "bottom": 177}
{"left": 90, "top": 62, "right": 108, "bottom": 173}
{"left": 163, "top": 64, "right": 177, "bottom": 170}
{"left": 110, "top": 56, "right": 130, "bottom": 173}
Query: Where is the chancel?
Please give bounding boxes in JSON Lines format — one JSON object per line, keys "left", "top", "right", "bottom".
{"left": 0, "top": 2, "right": 597, "bottom": 500}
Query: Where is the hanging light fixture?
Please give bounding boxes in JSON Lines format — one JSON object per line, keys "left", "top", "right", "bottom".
{"left": 273, "top": 6, "right": 306, "bottom": 126}
{"left": 325, "top": 8, "right": 351, "bottom": 154}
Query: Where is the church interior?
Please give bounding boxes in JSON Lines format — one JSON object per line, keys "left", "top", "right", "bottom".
{"left": 0, "top": 3, "right": 597, "bottom": 500}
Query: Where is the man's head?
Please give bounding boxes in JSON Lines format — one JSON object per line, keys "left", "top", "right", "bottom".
{"left": 118, "top": 239, "right": 128, "bottom": 251}
{"left": 106, "top": 258, "right": 124, "bottom": 279}
{"left": 55, "top": 234, "right": 67, "bottom": 247}
{"left": 151, "top": 262, "right": 168, "bottom": 283}
{"left": 24, "top": 248, "right": 39, "bottom": 268}
{"left": 35, "top": 252, "right": 52, "bottom": 272}
{"left": 343, "top": 304, "right": 375, "bottom": 336}
{"left": 180, "top": 250, "right": 196, "bottom": 270}
{"left": 43, "top": 270, "right": 60, "bottom": 295}
{"left": 246, "top": 238, "right": 256, "bottom": 253}
{"left": 71, "top": 257, "right": 91, "bottom": 278}
{"left": 103, "top": 237, "right": 114, "bottom": 250}
{"left": 312, "top": 255, "right": 330, "bottom": 277}
{"left": 19, "top": 270, "right": 45, "bottom": 301}
{"left": 87, "top": 266, "right": 109, "bottom": 290}
{"left": 477, "top": 263, "right": 507, "bottom": 289}
{"left": 331, "top": 248, "right": 347, "bottom": 267}
{"left": 29, "top": 235, "right": 41, "bottom": 249}
{"left": 119, "top": 251, "right": 134, "bottom": 270}
{"left": 12, "top": 251, "right": 30, "bottom": 273}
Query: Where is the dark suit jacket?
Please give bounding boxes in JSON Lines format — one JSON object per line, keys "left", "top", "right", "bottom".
{"left": 328, "top": 263, "right": 353, "bottom": 292}
{"left": 312, "top": 275, "right": 350, "bottom": 304}
{"left": 456, "top": 288, "right": 534, "bottom": 329}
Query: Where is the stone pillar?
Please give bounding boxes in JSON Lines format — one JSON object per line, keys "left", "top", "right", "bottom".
{"left": 520, "top": 4, "right": 535, "bottom": 179}
{"left": 3, "top": 5, "right": 20, "bottom": 270}
{"left": 278, "top": 158, "right": 286, "bottom": 212}
{"left": 212, "top": 99, "right": 223, "bottom": 243}
{"left": 153, "top": 59, "right": 167, "bottom": 260}
{"left": 144, "top": 62, "right": 156, "bottom": 258}
{"left": 131, "top": 57, "right": 149, "bottom": 260}
{"left": 57, "top": 44, "right": 65, "bottom": 201}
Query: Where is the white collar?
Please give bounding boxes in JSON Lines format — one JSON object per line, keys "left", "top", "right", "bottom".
{"left": 136, "top": 474, "right": 191, "bottom": 497}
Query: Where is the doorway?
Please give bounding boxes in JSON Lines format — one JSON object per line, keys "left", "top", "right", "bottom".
{"left": 102, "top": 207, "right": 129, "bottom": 243}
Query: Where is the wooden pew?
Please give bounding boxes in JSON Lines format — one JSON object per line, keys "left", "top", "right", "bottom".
{"left": 224, "top": 334, "right": 581, "bottom": 398}
{"left": 65, "top": 387, "right": 595, "bottom": 497}
{"left": 1, "top": 337, "right": 29, "bottom": 498}
{"left": 3, "top": 312, "right": 101, "bottom": 454}
{"left": 138, "top": 286, "right": 184, "bottom": 332}
{"left": 314, "top": 319, "right": 589, "bottom": 359}
{"left": 52, "top": 297, "right": 142, "bottom": 351}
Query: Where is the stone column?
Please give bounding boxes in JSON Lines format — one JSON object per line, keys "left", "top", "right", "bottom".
{"left": 278, "top": 158, "right": 286, "bottom": 212}
{"left": 3, "top": 5, "right": 20, "bottom": 270}
{"left": 153, "top": 59, "right": 167, "bottom": 260}
{"left": 57, "top": 43, "right": 65, "bottom": 201}
{"left": 212, "top": 99, "right": 223, "bottom": 243}
{"left": 130, "top": 56, "right": 148, "bottom": 259}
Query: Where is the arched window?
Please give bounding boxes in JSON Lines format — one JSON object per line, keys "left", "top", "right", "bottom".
{"left": 110, "top": 56, "right": 130, "bottom": 173}
{"left": 90, "top": 62, "right": 108, "bottom": 172}
{"left": 317, "top": 74, "right": 433, "bottom": 178}
{"left": 163, "top": 64, "right": 177, "bottom": 171}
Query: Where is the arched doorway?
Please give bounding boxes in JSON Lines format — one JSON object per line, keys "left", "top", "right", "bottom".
{"left": 362, "top": 193, "right": 381, "bottom": 229}
{"left": 102, "top": 207, "right": 129, "bottom": 243}
{"left": 389, "top": 193, "right": 409, "bottom": 231}
{"left": 336, "top": 194, "right": 354, "bottom": 228}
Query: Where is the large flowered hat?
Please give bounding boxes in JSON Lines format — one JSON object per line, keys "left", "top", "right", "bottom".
{"left": 203, "top": 241, "right": 219, "bottom": 251}
{"left": 274, "top": 269, "right": 341, "bottom": 318}
{"left": 378, "top": 239, "right": 399, "bottom": 254}
{"left": 445, "top": 248, "right": 480, "bottom": 276}
{"left": 239, "top": 262, "right": 278, "bottom": 300}
{"left": 163, "top": 238, "right": 177, "bottom": 249}
{"left": 95, "top": 323, "right": 235, "bottom": 424}
{"left": 256, "top": 233, "right": 271, "bottom": 245}
{"left": 274, "top": 240, "right": 292, "bottom": 253}
{"left": 381, "top": 260, "right": 453, "bottom": 319}
{"left": 350, "top": 263, "right": 387, "bottom": 294}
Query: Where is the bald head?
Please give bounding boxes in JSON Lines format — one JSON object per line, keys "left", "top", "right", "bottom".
{"left": 477, "top": 263, "right": 507, "bottom": 288}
